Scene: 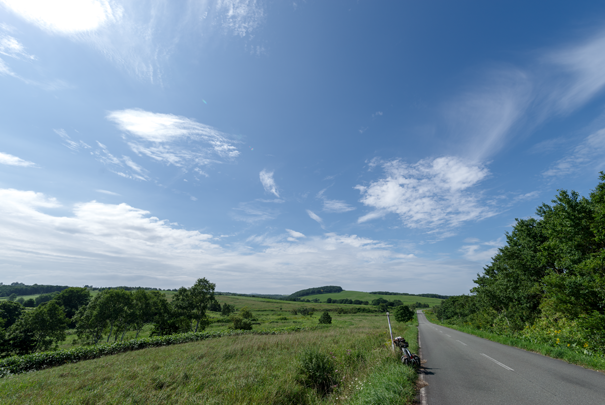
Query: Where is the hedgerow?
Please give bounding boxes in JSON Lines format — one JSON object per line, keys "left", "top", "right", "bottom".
{"left": 0, "top": 325, "right": 315, "bottom": 378}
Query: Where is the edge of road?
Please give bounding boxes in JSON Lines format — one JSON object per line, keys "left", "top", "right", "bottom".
{"left": 416, "top": 310, "right": 428, "bottom": 405}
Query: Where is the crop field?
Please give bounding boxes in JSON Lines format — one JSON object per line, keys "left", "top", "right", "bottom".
{"left": 302, "top": 291, "right": 442, "bottom": 306}
{"left": 0, "top": 297, "right": 419, "bottom": 405}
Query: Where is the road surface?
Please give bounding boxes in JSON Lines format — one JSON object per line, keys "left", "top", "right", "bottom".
{"left": 417, "top": 311, "right": 605, "bottom": 405}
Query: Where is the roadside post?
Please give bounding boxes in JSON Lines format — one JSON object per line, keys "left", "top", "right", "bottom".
{"left": 386, "top": 311, "right": 394, "bottom": 351}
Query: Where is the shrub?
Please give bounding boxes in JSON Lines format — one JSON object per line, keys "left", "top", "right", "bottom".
{"left": 318, "top": 311, "right": 332, "bottom": 324}
{"left": 231, "top": 316, "right": 253, "bottom": 330}
{"left": 296, "top": 349, "right": 337, "bottom": 395}
{"left": 394, "top": 305, "right": 414, "bottom": 323}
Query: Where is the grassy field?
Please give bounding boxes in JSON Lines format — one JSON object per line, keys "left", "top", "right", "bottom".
{"left": 302, "top": 291, "right": 442, "bottom": 307}
{"left": 0, "top": 300, "right": 420, "bottom": 404}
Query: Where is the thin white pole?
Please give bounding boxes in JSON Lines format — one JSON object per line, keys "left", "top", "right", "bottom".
{"left": 386, "top": 311, "right": 394, "bottom": 351}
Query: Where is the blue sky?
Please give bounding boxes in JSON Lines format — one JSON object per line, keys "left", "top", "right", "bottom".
{"left": 2, "top": 1, "right": 605, "bottom": 295}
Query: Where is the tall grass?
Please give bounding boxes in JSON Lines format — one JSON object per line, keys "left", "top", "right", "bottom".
{"left": 0, "top": 313, "right": 419, "bottom": 404}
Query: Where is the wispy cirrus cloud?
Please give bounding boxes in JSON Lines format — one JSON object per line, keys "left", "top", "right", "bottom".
{"left": 92, "top": 141, "right": 148, "bottom": 181}
{"left": 356, "top": 157, "right": 494, "bottom": 230}
{"left": 460, "top": 238, "right": 503, "bottom": 264}
{"left": 0, "top": 151, "right": 36, "bottom": 167}
{"left": 55, "top": 129, "right": 91, "bottom": 152}
{"left": 217, "top": 0, "right": 265, "bottom": 37}
{"left": 96, "top": 189, "right": 120, "bottom": 196}
{"left": 259, "top": 169, "right": 279, "bottom": 197}
{"left": 316, "top": 188, "right": 355, "bottom": 213}
{"left": 306, "top": 209, "right": 324, "bottom": 228}
{"left": 544, "top": 30, "right": 605, "bottom": 114}
{"left": 0, "top": 33, "right": 35, "bottom": 59}
{"left": 444, "top": 69, "right": 532, "bottom": 162}
{"left": 543, "top": 128, "right": 605, "bottom": 177}
{"left": 107, "top": 109, "right": 239, "bottom": 173}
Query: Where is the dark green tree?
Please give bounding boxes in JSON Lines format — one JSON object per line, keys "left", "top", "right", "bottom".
{"left": 394, "top": 305, "right": 414, "bottom": 323}
{"left": 54, "top": 287, "right": 91, "bottom": 319}
{"left": 0, "top": 300, "right": 24, "bottom": 328}
{"left": 318, "top": 311, "right": 332, "bottom": 324}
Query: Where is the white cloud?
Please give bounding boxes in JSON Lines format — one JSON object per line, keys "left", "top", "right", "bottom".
{"left": 322, "top": 199, "right": 355, "bottom": 213}
{"left": 444, "top": 69, "right": 532, "bottom": 162}
{"left": 259, "top": 169, "right": 279, "bottom": 197}
{"left": 55, "top": 129, "right": 91, "bottom": 152}
{"left": 544, "top": 128, "right": 605, "bottom": 177}
{"left": 316, "top": 188, "right": 355, "bottom": 213}
{"left": 286, "top": 229, "right": 305, "bottom": 239}
{"left": 356, "top": 157, "right": 494, "bottom": 229}
{"left": 545, "top": 30, "right": 605, "bottom": 114}
{"left": 0, "top": 0, "right": 120, "bottom": 34}
{"left": 217, "top": 0, "right": 264, "bottom": 37}
{"left": 0, "top": 34, "right": 35, "bottom": 59}
{"left": 0, "top": 151, "right": 36, "bottom": 167}
{"left": 232, "top": 201, "right": 278, "bottom": 223}
{"left": 372, "top": 111, "right": 383, "bottom": 118}
{"left": 96, "top": 189, "right": 120, "bottom": 196}
{"left": 460, "top": 238, "right": 503, "bottom": 263}
{"left": 0, "top": 187, "right": 481, "bottom": 294}
{"left": 92, "top": 142, "right": 148, "bottom": 181}
{"left": 306, "top": 209, "right": 324, "bottom": 227}
{"left": 107, "top": 109, "right": 239, "bottom": 172}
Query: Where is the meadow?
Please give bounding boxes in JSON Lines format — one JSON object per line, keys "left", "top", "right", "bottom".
{"left": 302, "top": 291, "right": 441, "bottom": 306}
{"left": 0, "top": 296, "right": 420, "bottom": 404}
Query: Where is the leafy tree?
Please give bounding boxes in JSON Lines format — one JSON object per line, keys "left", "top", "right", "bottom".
{"left": 131, "top": 289, "right": 158, "bottom": 339}
{"left": 189, "top": 278, "right": 216, "bottom": 332}
{"left": 6, "top": 301, "right": 68, "bottom": 353}
{"left": 221, "top": 303, "right": 235, "bottom": 316}
{"left": 7, "top": 293, "right": 17, "bottom": 302}
{"left": 23, "top": 299, "right": 35, "bottom": 307}
{"left": 0, "top": 300, "right": 24, "bottom": 328}
{"left": 54, "top": 287, "right": 91, "bottom": 319}
{"left": 209, "top": 300, "right": 222, "bottom": 312}
{"left": 231, "top": 315, "right": 252, "bottom": 330}
{"left": 35, "top": 292, "right": 59, "bottom": 307}
{"left": 394, "top": 305, "right": 414, "bottom": 323}
{"left": 15, "top": 297, "right": 24, "bottom": 305}
{"left": 239, "top": 307, "right": 254, "bottom": 320}
{"left": 318, "top": 311, "right": 332, "bottom": 324}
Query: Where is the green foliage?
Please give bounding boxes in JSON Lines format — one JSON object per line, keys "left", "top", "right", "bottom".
{"left": 287, "top": 286, "right": 343, "bottom": 300}
{"left": 0, "top": 326, "right": 313, "bottom": 378}
{"left": 239, "top": 306, "right": 254, "bottom": 319}
{"left": 318, "top": 311, "right": 332, "bottom": 324}
{"left": 394, "top": 305, "right": 414, "bottom": 323}
{"left": 34, "top": 292, "right": 59, "bottom": 307}
{"left": 23, "top": 299, "right": 35, "bottom": 308}
{"left": 53, "top": 287, "right": 90, "bottom": 319}
{"left": 295, "top": 349, "right": 337, "bottom": 395}
{"left": 0, "top": 301, "right": 24, "bottom": 329}
{"left": 435, "top": 173, "right": 605, "bottom": 357}
{"left": 348, "top": 358, "right": 417, "bottom": 405}
{"left": 5, "top": 302, "right": 68, "bottom": 355}
{"left": 7, "top": 294, "right": 17, "bottom": 302}
{"left": 220, "top": 303, "right": 235, "bottom": 316}
{"left": 230, "top": 315, "right": 252, "bottom": 330}
{"left": 0, "top": 284, "right": 70, "bottom": 299}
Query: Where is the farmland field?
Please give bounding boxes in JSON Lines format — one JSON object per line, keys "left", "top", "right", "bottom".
{"left": 302, "top": 291, "right": 443, "bottom": 306}
{"left": 0, "top": 295, "right": 419, "bottom": 405}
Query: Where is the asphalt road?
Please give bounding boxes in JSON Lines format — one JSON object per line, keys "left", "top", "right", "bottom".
{"left": 417, "top": 311, "right": 605, "bottom": 405}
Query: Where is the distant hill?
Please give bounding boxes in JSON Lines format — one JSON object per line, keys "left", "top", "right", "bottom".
{"left": 287, "top": 286, "right": 343, "bottom": 300}
{"left": 370, "top": 291, "right": 450, "bottom": 300}
{"left": 0, "top": 283, "right": 71, "bottom": 297}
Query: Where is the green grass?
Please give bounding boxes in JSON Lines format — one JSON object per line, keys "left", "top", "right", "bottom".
{"left": 303, "top": 291, "right": 442, "bottom": 307}
{"left": 0, "top": 313, "right": 419, "bottom": 404}
{"left": 423, "top": 310, "right": 605, "bottom": 372}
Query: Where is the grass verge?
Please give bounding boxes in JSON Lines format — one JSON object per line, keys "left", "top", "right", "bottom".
{"left": 423, "top": 311, "right": 605, "bottom": 372}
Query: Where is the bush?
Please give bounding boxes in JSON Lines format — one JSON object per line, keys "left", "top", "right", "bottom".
{"left": 231, "top": 316, "right": 253, "bottom": 330}
{"left": 296, "top": 349, "right": 337, "bottom": 395}
{"left": 394, "top": 305, "right": 414, "bottom": 323}
{"left": 318, "top": 311, "right": 332, "bottom": 324}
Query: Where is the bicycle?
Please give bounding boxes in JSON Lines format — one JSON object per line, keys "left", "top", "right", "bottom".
{"left": 393, "top": 336, "right": 420, "bottom": 368}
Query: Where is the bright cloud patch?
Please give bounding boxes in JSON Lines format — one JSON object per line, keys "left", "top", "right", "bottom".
{"left": 0, "top": 188, "right": 481, "bottom": 293}
{"left": 0, "top": 0, "right": 120, "bottom": 34}
{"left": 217, "top": 0, "right": 265, "bottom": 37}
{"left": 0, "top": 152, "right": 36, "bottom": 167}
{"left": 107, "top": 109, "right": 239, "bottom": 172}
{"left": 356, "top": 157, "right": 493, "bottom": 229}
{"left": 259, "top": 169, "right": 279, "bottom": 197}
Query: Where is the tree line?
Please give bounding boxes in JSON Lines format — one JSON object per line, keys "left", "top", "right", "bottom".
{"left": 0, "top": 278, "right": 217, "bottom": 357}
{"left": 433, "top": 173, "right": 605, "bottom": 354}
